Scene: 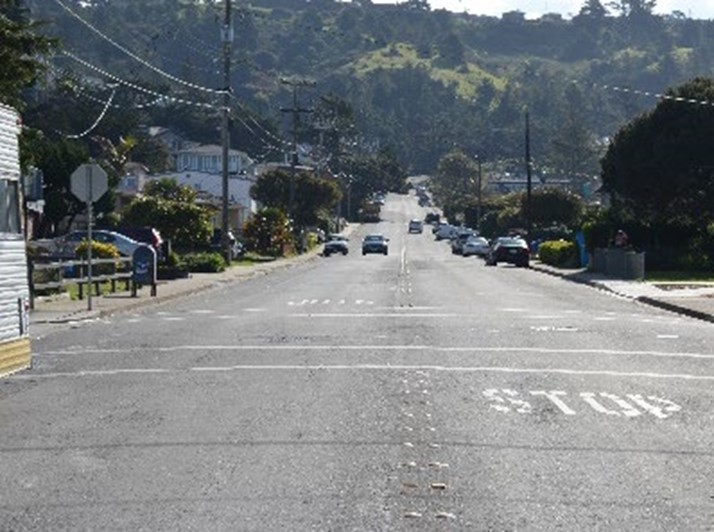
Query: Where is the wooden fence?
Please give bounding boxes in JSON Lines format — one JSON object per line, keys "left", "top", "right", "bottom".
{"left": 29, "top": 257, "right": 133, "bottom": 308}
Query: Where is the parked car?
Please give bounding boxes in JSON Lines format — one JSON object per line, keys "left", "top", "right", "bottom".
{"left": 424, "top": 212, "right": 440, "bottom": 224}
{"left": 362, "top": 233, "right": 389, "bottom": 255}
{"left": 323, "top": 234, "right": 349, "bottom": 256}
{"left": 211, "top": 229, "right": 244, "bottom": 260}
{"left": 485, "top": 237, "right": 530, "bottom": 267}
{"left": 451, "top": 228, "right": 477, "bottom": 255}
{"left": 118, "top": 226, "right": 164, "bottom": 259}
{"left": 462, "top": 236, "right": 491, "bottom": 257}
{"left": 435, "top": 224, "right": 457, "bottom": 241}
{"left": 52, "top": 230, "right": 141, "bottom": 258}
{"left": 408, "top": 219, "right": 424, "bottom": 234}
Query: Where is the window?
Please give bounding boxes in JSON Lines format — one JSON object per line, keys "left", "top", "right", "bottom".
{"left": 0, "top": 179, "right": 21, "bottom": 234}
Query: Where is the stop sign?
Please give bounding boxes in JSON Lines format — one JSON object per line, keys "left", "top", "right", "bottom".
{"left": 70, "top": 163, "right": 108, "bottom": 202}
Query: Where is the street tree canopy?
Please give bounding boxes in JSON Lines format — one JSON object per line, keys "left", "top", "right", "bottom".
{"left": 601, "top": 77, "right": 714, "bottom": 228}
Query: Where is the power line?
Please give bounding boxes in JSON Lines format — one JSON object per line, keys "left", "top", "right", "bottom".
{"left": 62, "top": 51, "right": 224, "bottom": 111}
{"left": 62, "top": 85, "right": 117, "bottom": 139}
{"left": 52, "top": 0, "right": 228, "bottom": 96}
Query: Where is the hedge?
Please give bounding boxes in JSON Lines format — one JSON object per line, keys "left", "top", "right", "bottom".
{"left": 538, "top": 240, "right": 579, "bottom": 268}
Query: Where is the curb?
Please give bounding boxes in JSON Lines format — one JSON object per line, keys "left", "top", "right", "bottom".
{"left": 636, "top": 296, "right": 714, "bottom": 324}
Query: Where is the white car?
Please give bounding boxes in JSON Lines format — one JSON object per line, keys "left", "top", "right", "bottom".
{"left": 462, "top": 236, "right": 491, "bottom": 257}
{"left": 435, "top": 224, "right": 457, "bottom": 241}
{"left": 408, "top": 219, "right": 424, "bottom": 233}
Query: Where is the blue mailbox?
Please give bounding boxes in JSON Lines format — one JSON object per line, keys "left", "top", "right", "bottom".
{"left": 132, "top": 244, "right": 157, "bottom": 297}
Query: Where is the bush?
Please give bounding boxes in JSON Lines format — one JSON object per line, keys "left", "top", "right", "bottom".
{"left": 538, "top": 240, "right": 579, "bottom": 268}
{"left": 182, "top": 252, "right": 226, "bottom": 273}
{"left": 75, "top": 241, "right": 121, "bottom": 275}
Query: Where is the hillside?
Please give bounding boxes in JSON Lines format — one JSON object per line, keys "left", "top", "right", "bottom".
{"left": 24, "top": 0, "right": 714, "bottom": 175}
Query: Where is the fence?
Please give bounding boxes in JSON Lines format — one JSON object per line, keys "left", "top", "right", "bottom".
{"left": 29, "top": 256, "right": 133, "bottom": 308}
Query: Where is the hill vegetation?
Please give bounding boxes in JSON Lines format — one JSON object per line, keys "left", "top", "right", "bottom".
{"left": 19, "top": 0, "right": 714, "bottom": 178}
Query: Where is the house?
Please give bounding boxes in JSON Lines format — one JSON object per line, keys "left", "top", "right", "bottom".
{"left": 175, "top": 144, "right": 254, "bottom": 175}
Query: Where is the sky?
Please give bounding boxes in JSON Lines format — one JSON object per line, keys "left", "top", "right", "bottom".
{"left": 370, "top": 1, "right": 714, "bottom": 20}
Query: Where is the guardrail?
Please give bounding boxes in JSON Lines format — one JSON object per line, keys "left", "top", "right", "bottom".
{"left": 29, "top": 256, "right": 133, "bottom": 308}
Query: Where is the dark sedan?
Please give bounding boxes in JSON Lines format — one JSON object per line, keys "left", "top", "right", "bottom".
{"left": 362, "top": 234, "right": 389, "bottom": 255}
{"left": 485, "top": 237, "right": 530, "bottom": 267}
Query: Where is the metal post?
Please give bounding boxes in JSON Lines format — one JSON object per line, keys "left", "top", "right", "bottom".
{"left": 525, "top": 110, "right": 532, "bottom": 239}
{"left": 86, "top": 166, "right": 93, "bottom": 311}
{"left": 221, "top": 0, "right": 233, "bottom": 265}
{"left": 475, "top": 155, "right": 482, "bottom": 232}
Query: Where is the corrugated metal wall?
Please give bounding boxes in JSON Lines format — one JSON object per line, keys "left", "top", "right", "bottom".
{"left": 0, "top": 237, "right": 29, "bottom": 341}
{"left": 0, "top": 104, "right": 29, "bottom": 343}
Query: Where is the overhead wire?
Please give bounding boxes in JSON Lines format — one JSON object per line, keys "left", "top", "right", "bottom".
{"left": 51, "top": 0, "right": 229, "bottom": 96}
{"left": 61, "top": 85, "right": 117, "bottom": 139}
{"left": 62, "top": 50, "right": 224, "bottom": 111}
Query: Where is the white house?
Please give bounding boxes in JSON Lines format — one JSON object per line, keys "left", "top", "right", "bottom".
{"left": 175, "top": 145, "right": 254, "bottom": 176}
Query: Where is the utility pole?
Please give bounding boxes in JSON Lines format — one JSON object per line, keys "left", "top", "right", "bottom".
{"left": 525, "top": 109, "right": 533, "bottom": 240}
{"left": 474, "top": 155, "right": 482, "bottom": 233}
{"left": 280, "top": 78, "right": 315, "bottom": 223}
{"left": 220, "top": 0, "right": 233, "bottom": 264}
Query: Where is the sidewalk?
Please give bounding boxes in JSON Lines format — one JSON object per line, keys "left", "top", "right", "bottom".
{"left": 530, "top": 262, "right": 714, "bottom": 323}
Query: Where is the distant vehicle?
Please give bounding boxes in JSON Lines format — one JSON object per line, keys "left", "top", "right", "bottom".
{"left": 362, "top": 233, "right": 389, "bottom": 255}
{"left": 53, "top": 230, "right": 142, "bottom": 258}
{"left": 211, "top": 229, "right": 244, "bottom": 260}
{"left": 485, "top": 237, "right": 530, "bottom": 267}
{"left": 424, "top": 212, "right": 440, "bottom": 224}
{"left": 461, "top": 236, "right": 491, "bottom": 257}
{"left": 435, "top": 224, "right": 457, "bottom": 241}
{"left": 408, "top": 219, "right": 424, "bottom": 234}
{"left": 323, "top": 234, "right": 349, "bottom": 256}
{"left": 451, "top": 229, "right": 478, "bottom": 255}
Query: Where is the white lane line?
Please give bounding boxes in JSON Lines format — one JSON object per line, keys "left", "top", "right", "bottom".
{"left": 657, "top": 335, "right": 680, "bottom": 339}
{"left": 289, "top": 313, "right": 458, "bottom": 318}
{"left": 10, "top": 365, "right": 714, "bottom": 381}
{"left": 243, "top": 308, "right": 267, "bottom": 313}
{"left": 35, "top": 345, "right": 714, "bottom": 361}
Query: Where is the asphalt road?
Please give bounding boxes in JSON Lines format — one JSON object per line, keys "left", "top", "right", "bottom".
{"left": 1, "top": 193, "right": 713, "bottom": 531}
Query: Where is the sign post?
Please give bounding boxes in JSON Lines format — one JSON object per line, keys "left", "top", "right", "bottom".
{"left": 70, "top": 163, "right": 108, "bottom": 311}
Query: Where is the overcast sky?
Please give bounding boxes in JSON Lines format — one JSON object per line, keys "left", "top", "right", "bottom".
{"left": 370, "top": 1, "right": 714, "bottom": 20}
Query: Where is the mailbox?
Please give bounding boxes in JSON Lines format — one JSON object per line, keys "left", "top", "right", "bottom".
{"left": 132, "top": 244, "right": 157, "bottom": 296}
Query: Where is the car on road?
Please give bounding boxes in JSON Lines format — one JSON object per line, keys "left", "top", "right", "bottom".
{"left": 362, "top": 233, "right": 389, "bottom": 255}
{"left": 451, "top": 228, "right": 478, "bottom": 255}
{"left": 408, "top": 219, "right": 424, "bottom": 234}
{"left": 435, "top": 223, "right": 457, "bottom": 241}
{"left": 323, "top": 234, "right": 349, "bottom": 256}
{"left": 424, "top": 212, "right": 440, "bottom": 225}
{"left": 485, "top": 237, "right": 530, "bottom": 267}
{"left": 462, "top": 236, "right": 491, "bottom": 257}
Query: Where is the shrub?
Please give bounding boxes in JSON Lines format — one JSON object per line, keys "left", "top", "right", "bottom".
{"left": 75, "top": 240, "right": 120, "bottom": 275}
{"left": 538, "top": 240, "right": 579, "bottom": 268}
{"left": 182, "top": 252, "right": 226, "bottom": 273}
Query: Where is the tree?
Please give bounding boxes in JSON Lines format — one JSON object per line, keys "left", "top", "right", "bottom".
{"left": 250, "top": 169, "right": 341, "bottom": 228}
{"left": 123, "top": 178, "right": 212, "bottom": 250}
{"left": 0, "top": 0, "right": 56, "bottom": 109}
{"left": 524, "top": 188, "right": 584, "bottom": 229}
{"left": 242, "top": 207, "right": 293, "bottom": 257}
{"left": 602, "top": 78, "right": 714, "bottom": 223}
{"left": 432, "top": 150, "right": 479, "bottom": 211}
